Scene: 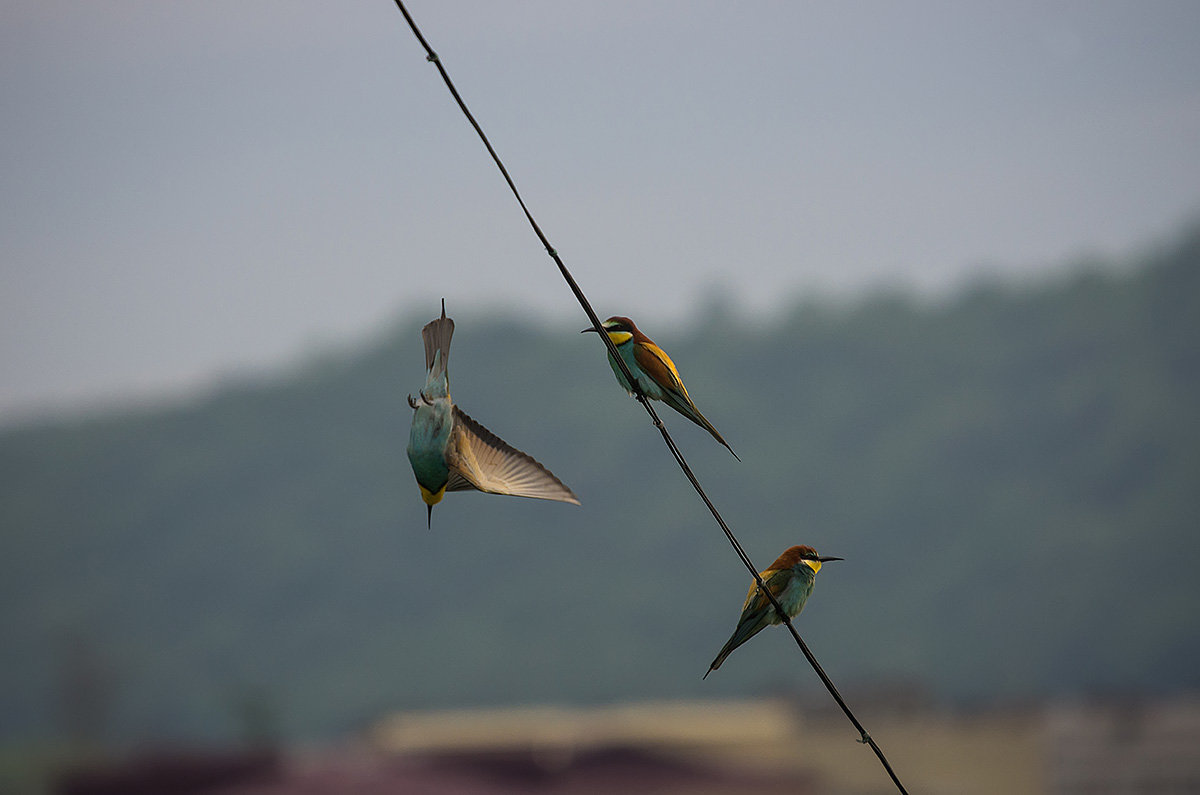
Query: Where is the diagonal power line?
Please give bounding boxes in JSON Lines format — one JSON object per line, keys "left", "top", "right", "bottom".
{"left": 388, "top": 3, "right": 908, "bottom": 792}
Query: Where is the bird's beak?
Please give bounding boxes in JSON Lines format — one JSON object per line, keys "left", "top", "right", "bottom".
{"left": 581, "top": 326, "right": 599, "bottom": 334}
{"left": 817, "top": 556, "right": 844, "bottom": 562}
{"left": 427, "top": 505, "right": 433, "bottom": 529}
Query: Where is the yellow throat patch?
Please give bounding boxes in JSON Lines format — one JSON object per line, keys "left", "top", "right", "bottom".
{"left": 419, "top": 483, "right": 447, "bottom": 506}
{"left": 605, "top": 330, "right": 633, "bottom": 346}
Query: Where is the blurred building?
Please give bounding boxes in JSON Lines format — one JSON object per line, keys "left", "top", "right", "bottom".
{"left": 54, "top": 701, "right": 815, "bottom": 794}
{"left": 51, "top": 693, "right": 1200, "bottom": 794}
{"left": 1045, "top": 694, "right": 1200, "bottom": 794}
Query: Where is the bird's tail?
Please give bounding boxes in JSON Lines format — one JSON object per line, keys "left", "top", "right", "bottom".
{"left": 662, "top": 392, "right": 740, "bottom": 461}
{"left": 421, "top": 299, "right": 455, "bottom": 384}
{"left": 703, "top": 639, "right": 738, "bottom": 679}
{"left": 702, "top": 605, "right": 772, "bottom": 679}
{"left": 704, "top": 622, "right": 759, "bottom": 679}
{"left": 708, "top": 426, "right": 740, "bottom": 461}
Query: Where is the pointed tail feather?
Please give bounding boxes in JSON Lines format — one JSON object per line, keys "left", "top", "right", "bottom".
{"left": 660, "top": 391, "right": 739, "bottom": 460}
{"left": 711, "top": 429, "right": 740, "bottom": 461}
{"left": 703, "top": 634, "right": 742, "bottom": 679}
{"left": 703, "top": 599, "right": 776, "bottom": 679}
{"left": 421, "top": 299, "right": 455, "bottom": 380}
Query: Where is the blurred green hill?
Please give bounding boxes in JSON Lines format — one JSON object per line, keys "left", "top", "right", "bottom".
{"left": 2, "top": 224, "right": 1198, "bottom": 745}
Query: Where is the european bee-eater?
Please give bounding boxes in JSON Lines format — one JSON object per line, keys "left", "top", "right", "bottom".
{"left": 407, "top": 301, "right": 580, "bottom": 527}
{"left": 582, "top": 316, "right": 738, "bottom": 459}
{"left": 704, "top": 545, "right": 842, "bottom": 678}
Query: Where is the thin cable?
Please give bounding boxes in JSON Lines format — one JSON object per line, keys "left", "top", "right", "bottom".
{"left": 389, "top": 3, "right": 907, "bottom": 792}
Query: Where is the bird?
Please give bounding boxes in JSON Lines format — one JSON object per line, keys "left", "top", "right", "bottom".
{"left": 406, "top": 300, "right": 579, "bottom": 527}
{"left": 704, "top": 545, "right": 842, "bottom": 678}
{"left": 582, "top": 315, "right": 738, "bottom": 459}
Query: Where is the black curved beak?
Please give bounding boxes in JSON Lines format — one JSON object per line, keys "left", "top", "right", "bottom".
{"left": 581, "top": 326, "right": 599, "bottom": 334}
{"left": 817, "top": 556, "right": 844, "bottom": 563}
{"left": 427, "top": 504, "right": 433, "bottom": 529}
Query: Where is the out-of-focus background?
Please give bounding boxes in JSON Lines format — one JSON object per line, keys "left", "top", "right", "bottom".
{"left": 3, "top": 2, "right": 1199, "bottom": 793}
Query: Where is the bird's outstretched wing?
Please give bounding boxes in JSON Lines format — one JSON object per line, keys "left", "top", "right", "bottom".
{"left": 445, "top": 407, "right": 580, "bottom": 504}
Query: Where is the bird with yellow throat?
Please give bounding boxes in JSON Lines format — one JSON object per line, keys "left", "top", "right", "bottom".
{"left": 407, "top": 301, "right": 579, "bottom": 527}
{"left": 582, "top": 315, "right": 738, "bottom": 459}
{"left": 704, "top": 545, "right": 841, "bottom": 678}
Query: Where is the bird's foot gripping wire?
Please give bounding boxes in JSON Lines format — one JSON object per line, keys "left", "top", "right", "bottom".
{"left": 858, "top": 731, "right": 872, "bottom": 745}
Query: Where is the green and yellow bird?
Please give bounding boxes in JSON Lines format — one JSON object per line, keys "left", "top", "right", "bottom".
{"left": 704, "top": 545, "right": 842, "bottom": 678}
{"left": 582, "top": 315, "right": 738, "bottom": 459}
{"left": 407, "top": 301, "right": 579, "bottom": 527}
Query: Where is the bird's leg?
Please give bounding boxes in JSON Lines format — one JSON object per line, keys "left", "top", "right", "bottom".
{"left": 407, "top": 394, "right": 419, "bottom": 409}
{"left": 420, "top": 391, "right": 434, "bottom": 406}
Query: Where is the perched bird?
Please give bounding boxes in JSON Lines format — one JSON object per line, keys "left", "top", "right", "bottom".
{"left": 582, "top": 316, "right": 738, "bottom": 459}
{"left": 704, "top": 545, "right": 842, "bottom": 678}
{"left": 407, "top": 301, "right": 579, "bottom": 527}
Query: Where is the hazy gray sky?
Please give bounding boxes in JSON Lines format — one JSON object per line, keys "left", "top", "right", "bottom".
{"left": 3, "top": 1, "right": 1199, "bottom": 422}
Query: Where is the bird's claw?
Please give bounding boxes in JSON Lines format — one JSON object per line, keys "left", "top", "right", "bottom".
{"left": 408, "top": 391, "right": 435, "bottom": 409}
{"left": 858, "top": 731, "right": 871, "bottom": 745}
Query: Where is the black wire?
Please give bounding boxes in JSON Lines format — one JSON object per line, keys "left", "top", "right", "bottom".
{"left": 389, "top": 3, "right": 907, "bottom": 792}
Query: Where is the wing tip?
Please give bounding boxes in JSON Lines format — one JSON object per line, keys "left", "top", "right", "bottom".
{"left": 451, "top": 406, "right": 581, "bottom": 504}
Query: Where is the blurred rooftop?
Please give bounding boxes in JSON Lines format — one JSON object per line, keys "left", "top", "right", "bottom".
{"left": 43, "top": 692, "right": 1200, "bottom": 794}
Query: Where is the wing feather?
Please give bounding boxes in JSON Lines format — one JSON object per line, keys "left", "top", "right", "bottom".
{"left": 741, "top": 567, "right": 791, "bottom": 615}
{"left": 446, "top": 407, "right": 580, "bottom": 504}
{"left": 705, "top": 568, "right": 791, "bottom": 677}
{"left": 633, "top": 341, "right": 739, "bottom": 459}
{"left": 633, "top": 342, "right": 688, "bottom": 399}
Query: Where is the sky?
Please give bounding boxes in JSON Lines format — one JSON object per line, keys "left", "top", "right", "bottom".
{"left": 2, "top": 1, "right": 1199, "bottom": 423}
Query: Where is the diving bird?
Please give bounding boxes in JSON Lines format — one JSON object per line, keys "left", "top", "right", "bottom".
{"left": 704, "top": 545, "right": 842, "bottom": 678}
{"left": 582, "top": 316, "right": 738, "bottom": 459}
{"left": 407, "top": 301, "right": 579, "bottom": 527}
